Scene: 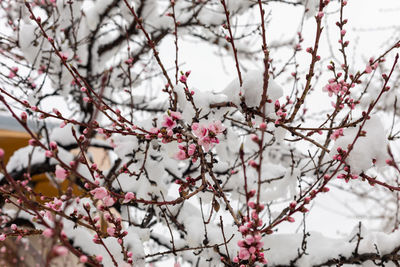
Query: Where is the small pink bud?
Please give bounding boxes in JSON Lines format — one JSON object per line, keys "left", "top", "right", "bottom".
{"left": 179, "top": 75, "right": 187, "bottom": 83}
{"left": 80, "top": 255, "right": 88, "bottom": 263}
{"left": 53, "top": 246, "right": 68, "bottom": 256}
{"left": 42, "top": 228, "right": 53, "bottom": 237}
{"left": 21, "top": 112, "right": 27, "bottom": 122}
{"left": 251, "top": 134, "right": 259, "bottom": 143}
{"left": 0, "top": 234, "right": 6, "bottom": 241}
{"left": 248, "top": 160, "right": 258, "bottom": 168}
{"left": 96, "top": 255, "right": 103, "bottom": 262}
{"left": 107, "top": 227, "right": 115, "bottom": 236}
{"left": 248, "top": 201, "right": 256, "bottom": 209}
{"left": 49, "top": 141, "right": 58, "bottom": 150}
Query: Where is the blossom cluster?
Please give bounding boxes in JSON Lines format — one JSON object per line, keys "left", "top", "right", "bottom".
{"left": 90, "top": 187, "right": 115, "bottom": 207}
{"left": 192, "top": 121, "right": 225, "bottom": 152}
{"left": 233, "top": 190, "right": 267, "bottom": 266}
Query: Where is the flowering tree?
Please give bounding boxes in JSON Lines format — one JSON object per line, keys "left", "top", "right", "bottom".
{"left": 0, "top": 0, "right": 400, "bottom": 266}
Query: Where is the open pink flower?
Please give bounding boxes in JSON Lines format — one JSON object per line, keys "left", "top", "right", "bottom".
{"left": 175, "top": 149, "right": 187, "bottom": 160}
{"left": 239, "top": 248, "right": 250, "bottom": 260}
{"left": 91, "top": 187, "right": 108, "bottom": 200}
{"left": 331, "top": 128, "right": 344, "bottom": 140}
{"left": 103, "top": 196, "right": 115, "bottom": 207}
{"left": 162, "top": 115, "right": 176, "bottom": 130}
{"left": 192, "top": 123, "right": 207, "bottom": 138}
{"left": 123, "top": 192, "right": 136, "bottom": 203}
{"left": 208, "top": 121, "right": 225, "bottom": 135}
{"left": 198, "top": 136, "right": 213, "bottom": 152}
{"left": 107, "top": 227, "right": 115, "bottom": 236}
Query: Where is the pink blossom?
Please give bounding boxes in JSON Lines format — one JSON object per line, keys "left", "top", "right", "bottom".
{"left": 174, "top": 149, "right": 187, "bottom": 160}
{"left": 239, "top": 225, "right": 247, "bottom": 233}
{"left": 8, "top": 71, "right": 16, "bottom": 78}
{"left": 188, "top": 144, "right": 196, "bottom": 156}
{"left": 55, "top": 165, "right": 67, "bottom": 182}
{"left": 197, "top": 136, "right": 212, "bottom": 152}
{"left": 323, "top": 81, "right": 342, "bottom": 97}
{"left": 49, "top": 198, "right": 63, "bottom": 211}
{"left": 192, "top": 123, "right": 207, "bottom": 138}
{"left": 256, "top": 241, "right": 264, "bottom": 249}
{"left": 251, "top": 134, "right": 259, "bottom": 142}
{"left": 170, "top": 111, "right": 182, "bottom": 120}
{"left": 150, "top": 127, "right": 159, "bottom": 134}
{"left": 107, "top": 227, "right": 115, "bottom": 236}
{"left": 49, "top": 141, "right": 58, "bottom": 150}
{"left": 248, "top": 246, "right": 256, "bottom": 254}
{"left": 239, "top": 248, "right": 250, "bottom": 260}
{"left": 0, "top": 148, "right": 4, "bottom": 159}
{"left": 42, "top": 228, "right": 53, "bottom": 237}
{"left": 21, "top": 112, "right": 27, "bottom": 121}
{"left": 179, "top": 75, "right": 187, "bottom": 83}
{"left": 103, "top": 196, "right": 115, "bottom": 207}
{"left": 91, "top": 187, "right": 108, "bottom": 200}
{"left": 245, "top": 235, "right": 255, "bottom": 245}
{"left": 259, "top": 122, "right": 267, "bottom": 130}
{"left": 162, "top": 115, "right": 176, "bottom": 130}
{"left": 330, "top": 128, "right": 344, "bottom": 140}
{"left": 80, "top": 256, "right": 88, "bottom": 263}
{"left": 60, "top": 52, "right": 68, "bottom": 61}
{"left": 0, "top": 234, "right": 6, "bottom": 241}
{"left": 123, "top": 192, "right": 136, "bottom": 203}
{"left": 248, "top": 201, "right": 256, "bottom": 209}
{"left": 208, "top": 121, "right": 225, "bottom": 135}
{"left": 53, "top": 246, "right": 68, "bottom": 256}
{"left": 191, "top": 123, "right": 199, "bottom": 131}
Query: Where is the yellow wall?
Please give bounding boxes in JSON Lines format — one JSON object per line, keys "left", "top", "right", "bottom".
{"left": 0, "top": 129, "right": 83, "bottom": 199}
